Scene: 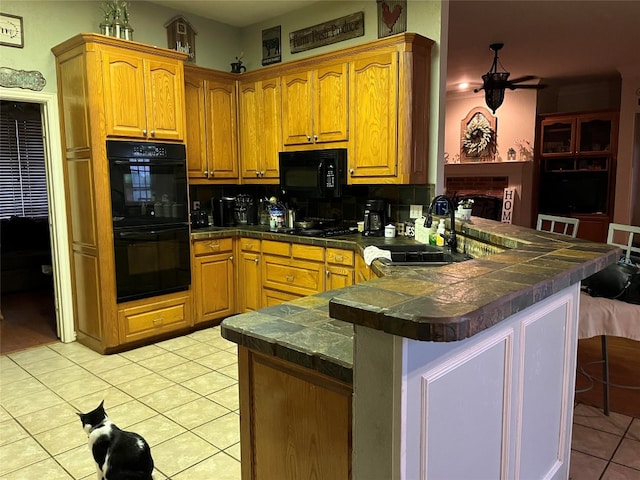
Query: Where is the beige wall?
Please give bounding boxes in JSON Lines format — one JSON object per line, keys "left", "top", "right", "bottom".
{"left": 616, "top": 74, "right": 640, "bottom": 226}
{"left": 0, "top": 0, "right": 240, "bottom": 93}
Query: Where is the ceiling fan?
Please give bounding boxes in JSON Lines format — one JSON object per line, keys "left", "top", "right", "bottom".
{"left": 474, "top": 43, "right": 544, "bottom": 113}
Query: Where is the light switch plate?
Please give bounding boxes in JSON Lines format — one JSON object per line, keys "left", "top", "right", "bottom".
{"left": 193, "top": 201, "right": 200, "bottom": 210}
{"left": 410, "top": 204, "right": 423, "bottom": 219}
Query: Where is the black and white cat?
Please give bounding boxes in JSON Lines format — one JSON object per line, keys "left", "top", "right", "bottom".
{"left": 77, "top": 400, "right": 154, "bottom": 480}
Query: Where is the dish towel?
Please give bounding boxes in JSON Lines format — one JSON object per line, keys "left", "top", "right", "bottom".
{"left": 363, "top": 246, "right": 392, "bottom": 266}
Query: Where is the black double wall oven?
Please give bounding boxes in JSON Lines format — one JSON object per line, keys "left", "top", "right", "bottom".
{"left": 107, "top": 141, "right": 190, "bottom": 303}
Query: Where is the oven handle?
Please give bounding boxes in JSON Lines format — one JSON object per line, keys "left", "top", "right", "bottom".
{"left": 110, "top": 159, "right": 186, "bottom": 166}
{"left": 117, "top": 227, "right": 187, "bottom": 240}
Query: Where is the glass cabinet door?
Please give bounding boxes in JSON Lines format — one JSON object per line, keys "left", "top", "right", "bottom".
{"left": 540, "top": 118, "right": 575, "bottom": 155}
{"left": 577, "top": 117, "right": 613, "bottom": 154}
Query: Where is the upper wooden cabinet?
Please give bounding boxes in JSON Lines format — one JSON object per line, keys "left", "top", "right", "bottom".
{"left": 281, "top": 62, "right": 349, "bottom": 146}
{"left": 539, "top": 111, "right": 618, "bottom": 157}
{"left": 347, "top": 35, "right": 432, "bottom": 184}
{"left": 102, "top": 48, "right": 185, "bottom": 141}
{"left": 238, "top": 75, "right": 282, "bottom": 183}
{"left": 184, "top": 65, "right": 239, "bottom": 183}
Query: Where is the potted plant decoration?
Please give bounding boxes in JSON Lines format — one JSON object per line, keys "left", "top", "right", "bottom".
{"left": 457, "top": 198, "right": 474, "bottom": 221}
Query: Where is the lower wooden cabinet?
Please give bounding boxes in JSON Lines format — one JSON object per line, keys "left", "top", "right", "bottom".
{"left": 118, "top": 291, "right": 192, "bottom": 344}
{"left": 237, "top": 237, "right": 262, "bottom": 312}
{"left": 326, "top": 247, "right": 354, "bottom": 290}
{"left": 192, "top": 238, "right": 235, "bottom": 324}
{"left": 238, "top": 347, "right": 352, "bottom": 480}
{"left": 262, "top": 240, "right": 325, "bottom": 298}
{"left": 355, "top": 253, "right": 372, "bottom": 284}
{"left": 262, "top": 288, "right": 301, "bottom": 306}
{"left": 572, "top": 213, "right": 610, "bottom": 243}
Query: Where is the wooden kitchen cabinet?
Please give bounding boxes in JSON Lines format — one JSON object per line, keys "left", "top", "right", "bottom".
{"left": 118, "top": 291, "right": 192, "bottom": 345}
{"left": 52, "top": 34, "right": 189, "bottom": 353}
{"left": 326, "top": 248, "right": 354, "bottom": 290}
{"left": 192, "top": 238, "right": 235, "bottom": 324}
{"left": 184, "top": 65, "right": 239, "bottom": 183}
{"left": 237, "top": 237, "right": 262, "bottom": 312}
{"left": 348, "top": 34, "right": 433, "bottom": 184}
{"left": 281, "top": 62, "right": 349, "bottom": 146}
{"left": 102, "top": 48, "right": 185, "bottom": 141}
{"left": 262, "top": 240, "right": 325, "bottom": 299}
{"left": 239, "top": 347, "right": 352, "bottom": 480}
{"left": 238, "top": 75, "right": 282, "bottom": 183}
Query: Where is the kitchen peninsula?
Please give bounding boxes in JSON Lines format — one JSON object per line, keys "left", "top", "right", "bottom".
{"left": 220, "top": 217, "right": 619, "bottom": 480}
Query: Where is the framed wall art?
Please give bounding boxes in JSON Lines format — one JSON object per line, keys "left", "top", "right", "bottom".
{"left": 377, "top": 0, "right": 407, "bottom": 38}
{"left": 0, "top": 13, "right": 24, "bottom": 48}
{"left": 460, "top": 106, "right": 497, "bottom": 162}
{"left": 262, "top": 26, "right": 281, "bottom": 66}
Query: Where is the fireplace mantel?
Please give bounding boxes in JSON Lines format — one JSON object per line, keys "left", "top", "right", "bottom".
{"left": 445, "top": 161, "right": 534, "bottom": 227}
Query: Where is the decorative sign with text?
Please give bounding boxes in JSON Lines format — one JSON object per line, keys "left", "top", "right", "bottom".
{"left": 289, "top": 12, "right": 364, "bottom": 54}
{"left": 502, "top": 188, "right": 515, "bottom": 224}
{"left": 164, "top": 15, "right": 197, "bottom": 63}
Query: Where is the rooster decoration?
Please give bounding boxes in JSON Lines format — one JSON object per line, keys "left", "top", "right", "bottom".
{"left": 381, "top": 1, "right": 403, "bottom": 33}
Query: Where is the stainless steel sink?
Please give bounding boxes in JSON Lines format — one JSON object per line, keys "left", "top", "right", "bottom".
{"left": 373, "top": 244, "right": 471, "bottom": 266}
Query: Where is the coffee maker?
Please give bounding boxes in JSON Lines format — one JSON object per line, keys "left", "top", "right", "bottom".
{"left": 212, "top": 196, "right": 236, "bottom": 226}
{"left": 363, "top": 199, "right": 388, "bottom": 236}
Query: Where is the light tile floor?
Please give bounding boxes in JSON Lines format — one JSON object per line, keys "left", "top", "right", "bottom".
{"left": 0, "top": 327, "right": 241, "bottom": 479}
{"left": 1, "top": 326, "right": 639, "bottom": 479}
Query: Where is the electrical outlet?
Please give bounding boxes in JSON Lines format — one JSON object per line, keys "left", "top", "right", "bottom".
{"left": 193, "top": 201, "right": 200, "bottom": 211}
{"left": 409, "top": 204, "right": 423, "bottom": 219}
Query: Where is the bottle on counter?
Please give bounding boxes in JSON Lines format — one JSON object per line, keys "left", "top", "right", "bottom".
{"left": 428, "top": 221, "right": 437, "bottom": 245}
{"left": 436, "top": 218, "right": 446, "bottom": 247}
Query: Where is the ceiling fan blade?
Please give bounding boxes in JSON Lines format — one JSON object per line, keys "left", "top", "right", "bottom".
{"left": 508, "top": 84, "right": 546, "bottom": 90}
{"left": 508, "top": 75, "right": 538, "bottom": 84}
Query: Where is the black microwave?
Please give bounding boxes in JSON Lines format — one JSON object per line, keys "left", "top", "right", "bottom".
{"left": 279, "top": 149, "right": 347, "bottom": 198}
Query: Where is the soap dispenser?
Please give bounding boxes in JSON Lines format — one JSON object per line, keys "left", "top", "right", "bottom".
{"left": 436, "top": 218, "right": 446, "bottom": 247}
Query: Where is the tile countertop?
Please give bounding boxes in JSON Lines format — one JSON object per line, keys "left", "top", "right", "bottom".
{"left": 218, "top": 217, "right": 621, "bottom": 383}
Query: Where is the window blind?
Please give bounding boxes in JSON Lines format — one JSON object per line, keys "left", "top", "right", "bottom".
{"left": 0, "top": 102, "right": 48, "bottom": 219}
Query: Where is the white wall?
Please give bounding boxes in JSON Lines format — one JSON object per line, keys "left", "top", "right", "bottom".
{"left": 0, "top": 0, "right": 240, "bottom": 93}
{"left": 445, "top": 89, "right": 537, "bottom": 162}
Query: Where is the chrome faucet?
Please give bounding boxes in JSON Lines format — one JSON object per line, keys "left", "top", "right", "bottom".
{"left": 425, "top": 195, "right": 457, "bottom": 251}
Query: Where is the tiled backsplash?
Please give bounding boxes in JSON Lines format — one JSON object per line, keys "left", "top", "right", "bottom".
{"left": 190, "top": 184, "right": 436, "bottom": 225}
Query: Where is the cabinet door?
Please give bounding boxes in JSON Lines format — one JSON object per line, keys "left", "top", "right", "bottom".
{"left": 239, "top": 81, "right": 262, "bottom": 180}
{"left": 102, "top": 50, "right": 147, "bottom": 138}
{"left": 314, "top": 62, "right": 349, "bottom": 143}
{"left": 144, "top": 58, "right": 184, "bottom": 141}
{"left": 576, "top": 114, "right": 615, "bottom": 155}
{"left": 326, "top": 265, "right": 354, "bottom": 291}
{"left": 205, "top": 79, "right": 239, "bottom": 179}
{"left": 349, "top": 52, "right": 398, "bottom": 180}
{"left": 282, "top": 70, "right": 313, "bottom": 145}
{"left": 184, "top": 74, "right": 208, "bottom": 179}
{"left": 355, "top": 254, "right": 371, "bottom": 284}
{"left": 540, "top": 117, "right": 576, "bottom": 156}
{"left": 260, "top": 77, "right": 282, "bottom": 180}
{"left": 194, "top": 251, "right": 235, "bottom": 324}
{"left": 238, "top": 251, "right": 262, "bottom": 312}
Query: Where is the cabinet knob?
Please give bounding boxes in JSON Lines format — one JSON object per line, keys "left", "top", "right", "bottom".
{"left": 203, "top": 170, "right": 208, "bottom": 177}
{"left": 254, "top": 258, "right": 259, "bottom": 264}
{"left": 142, "top": 129, "right": 147, "bottom": 136}
{"left": 306, "top": 135, "right": 311, "bottom": 142}
{"left": 208, "top": 242, "right": 220, "bottom": 250}
{"left": 244, "top": 242, "right": 253, "bottom": 248}
{"left": 326, "top": 271, "right": 331, "bottom": 277}
{"left": 256, "top": 171, "right": 260, "bottom": 176}
{"left": 335, "top": 255, "right": 344, "bottom": 262}
{"left": 261, "top": 171, "right": 265, "bottom": 176}
{"left": 228, "top": 255, "right": 234, "bottom": 261}
{"left": 150, "top": 130, "right": 155, "bottom": 137}
{"left": 314, "top": 134, "right": 318, "bottom": 142}
{"left": 349, "top": 168, "right": 354, "bottom": 174}
{"left": 286, "top": 275, "right": 294, "bottom": 282}
{"left": 152, "top": 317, "right": 164, "bottom": 326}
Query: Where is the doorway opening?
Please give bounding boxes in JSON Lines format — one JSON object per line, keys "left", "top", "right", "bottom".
{"left": 0, "top": 87, "right": 74, "bottom": 353}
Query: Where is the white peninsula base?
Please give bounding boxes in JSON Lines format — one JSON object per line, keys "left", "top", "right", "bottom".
{"left": 352, "top": 283, "right": 580, "bottom": 480}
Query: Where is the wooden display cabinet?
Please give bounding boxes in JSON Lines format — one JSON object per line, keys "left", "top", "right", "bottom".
{"left": 184, "top": 65, "right": 239, "bottom": 183}
{"left": 536, "top": 110, "right": 619, "bottom": 243}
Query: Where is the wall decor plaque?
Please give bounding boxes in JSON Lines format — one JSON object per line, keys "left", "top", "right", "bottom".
{"left": 289, "top": 12, "right": 364, "bottom": 54}
{"left": 164, "top": 15, "right": 196, "bottom": 63}
{"left": 0, "top": 13, "right": 24, "bottom": 48}
{"left": 376, "top": 0, "right": 407, "bottom": 38}
{"left": 460, "top": 106, "right": 497, "bottom": 162}
{"left": 0, "top": 67, "right": 46, "bottom": 91}
{"left": 262, "top": 25, "right": 281, "bottom": 66}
